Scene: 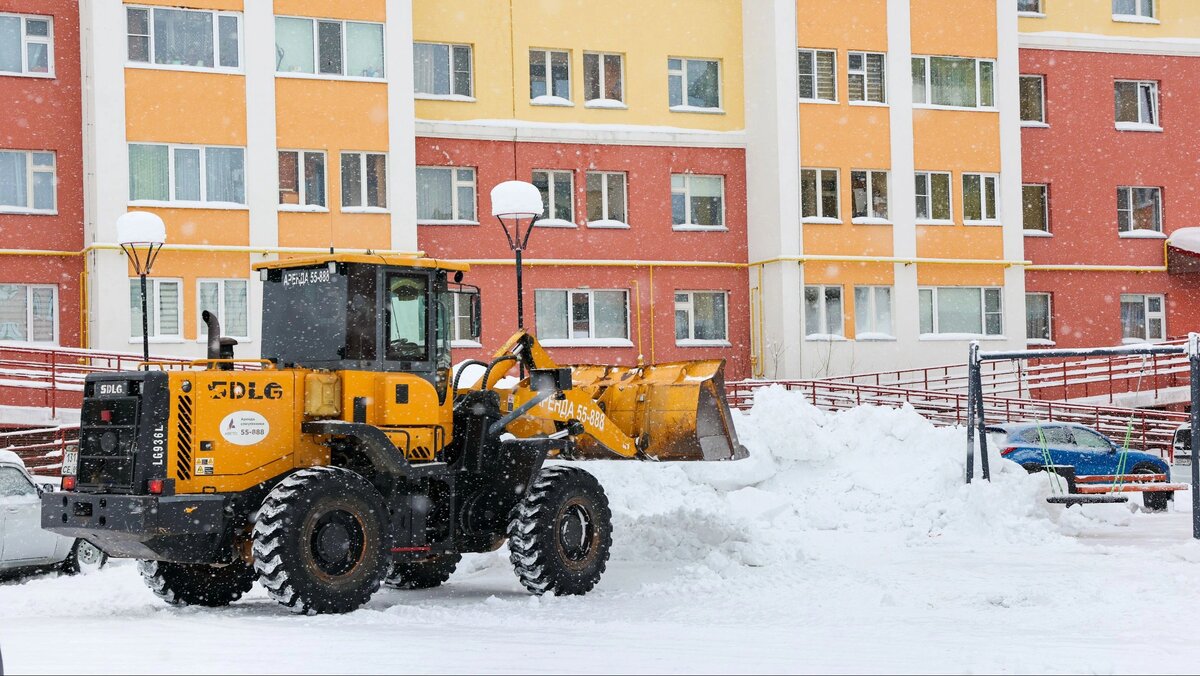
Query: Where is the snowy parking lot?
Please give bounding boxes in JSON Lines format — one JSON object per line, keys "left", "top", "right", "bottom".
{"left": 5, "top": 387, "right": 1200, "bottom": 674}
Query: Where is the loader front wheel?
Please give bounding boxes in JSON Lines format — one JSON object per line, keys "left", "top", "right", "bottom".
{"left": 385, "top": 552, "right": 462, "bottom": 590}
{"left": 138, "top": 559, "right": 255, "bottom": 607}
{"left": 507, "top": 465, "right": 612, "bottom": 596}
{"left": 252, "top": 467, "right": 388, "bottom": 614}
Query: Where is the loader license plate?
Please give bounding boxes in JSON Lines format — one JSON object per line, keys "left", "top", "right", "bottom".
{"left": 62, "top": 449, "right": 79, "bottom": 475}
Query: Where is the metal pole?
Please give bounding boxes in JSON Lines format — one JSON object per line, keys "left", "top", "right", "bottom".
{"left": 1189, "top": 333, "right": 1200, "bottom": 539}
{"left": 140, "top": 272, "right": 150, "bottom": 364}
{"left": 975, "top": 361, "right": 990, "bottom": 481}
{"left": 515, "top": 247, "right": 524, "bottom": 331}
{"left": 966, "top": 342, "right": 979, "bottom": 484}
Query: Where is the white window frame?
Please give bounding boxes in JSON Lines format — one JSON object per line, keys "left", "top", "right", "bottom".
{"left": 1020, "top": 75, "right": 1046, "bottom": 126}
{"left": 583, "top": 51, "right": 625, "bottom": 107}
{"left": 125, "top": 5, "right": 242, "bottom": 73}
{"left": 529, "top": 48, "right": 572, "bottom": 105}
{"left": 801, "top": 168, "right": 841, "bottom": 223}
{"left": 532, "top": 169, "right": 576, "bottom": 227}
{"left": 340, "top": 151, "right": 388, "bottom": 213}
{"left": 0, "top": 284, "right": 57, "bottom": 345}
{"left": 273, "top": 15, "right": 386, "bottom": 81}
{"left": 278, "top": 150, "right": 327, "bottom": 212}
{"left": 847, "top": 51, "right": 886, "bottom": 105}
{"left": 449, "top": 290, "right": 480, "bottom": 347}
{"left": 585, "top": 171, "right": 628, "bottom": 228}
{"left": 1117, "top": 185, "right": 1163, "bottom": 235}
{"left": 0, "top": 13, "right": 54, "bottom": 78}
{"left": 1113, "top": 0, "right": 1157, "bottom": 22}
{"left": 797, "top": 48, "right": 837, "bottom": 103}
{"left": 416, "top": 166, "right": 476, "bottom": 225}
{"left": 535, "top": 288, "right": 632, "bottom": 347}
{"left": 413, "top": 42, "right": 473, "bottom": 99}
{"left": 674, "top": 291, "right": 729, "bottom": 346}
{"left": 915, "top": 171, "right": 953, "bottom": 224}
{"left": 1018, "top": 0, "right": 1045, "bottom": 16}
{"left": 1022, "top": 184, "right": 1050, "bottom": 235}
{"left": 196, "top": 278, "right": 250, "bottom": 341}
{"left": 918, "top": 287, "right": 1004, "bottom": 338}
{"left": 0, "top": 150, "right": 56, "bottom": 215}
{"left": 1026, "top": 292, "right": 1053, "bottom": 345}
{"left": 850, "top": 169, "right": 889, "bottom": 223}
{"left": 671, "top": 174, "right": 726, "bottom": 230}
{"left": 128, "top": 143, "right": 246, "bottom": 208}
{"left": 962, "top": 173, "right": 1000, "bottom": 224}
{"left": 804, "top": 285, "right": 846, "bottom": 340}
{"left": 668, "top": 56, "right": 723, "bottom": 113}
{"left": 129, "top": 278, "right": 183, "bottom": 342}
{"left": 912, "top": 55, "right": 996, "bottom": 110}
{"left": 854, "top": 286, "right": 894, "bottom": 340}
{"left": 1120, "top": 293, "right": 1165, "bottom": 343}
{"left": 1114, "top": 80, "right": 1160, "bottom": 131}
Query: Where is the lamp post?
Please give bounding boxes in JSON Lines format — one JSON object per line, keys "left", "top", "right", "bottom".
{"left": 116, "top": 211, "right": 166, "bottom": 364}
{"left": 490, "top": 181, "right": 544, "bottom": 330}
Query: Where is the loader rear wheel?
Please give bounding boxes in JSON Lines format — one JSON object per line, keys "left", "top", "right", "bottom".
{"left": 138, "top": 559, "right": 255, "bottom": 607}
{"left": 385, "top": 552, "right": 462, "bottom": 590}
{"left": 252, "top": 467, "right": 388, "bottom": 614}
{"left": 507, "top": 465, "right": 612, "bottom": 596}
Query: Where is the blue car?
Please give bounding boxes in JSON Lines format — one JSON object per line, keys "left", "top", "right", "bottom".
{"left": 986, "top": 422, "right": 1174, "bottom": 510}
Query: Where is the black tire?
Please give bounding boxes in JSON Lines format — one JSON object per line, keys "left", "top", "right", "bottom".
{"left": 507, "top": 465, "right": 612, "bottom": 596}
{"left": 252, "top": 467, "right": 388, "bottom": 614}
{"left": 1133, "top": 465, "right": 1173, "bottom": 512}
{"left": 137, "top": 559, "right": 255, "bottom": 607}
{"left": 385, "top": 552, "right": 462, "bottom": 590}
{"left": 61, "top": 539, "right": 107, "bottom": 575}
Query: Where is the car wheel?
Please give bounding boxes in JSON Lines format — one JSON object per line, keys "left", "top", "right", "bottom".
{"left": 62, "top": 539, "right": 108, "bottom": 575}
{"left": 1133, "top": 464, "right": 1172, "bottom": 512}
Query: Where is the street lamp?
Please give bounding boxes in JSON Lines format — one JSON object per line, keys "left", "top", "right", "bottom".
{"left": 116, "top": 211, "right": 166, "bottom": 363}
{"left": 490, "top": 180, "right": 544, "bottom": 330}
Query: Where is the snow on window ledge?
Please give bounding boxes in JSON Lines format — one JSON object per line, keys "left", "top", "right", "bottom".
{"left": 919, "top": 333, "right": 1007, "bottom": 341}
{"left": 672, "top": 224, "right": 727, "bottom": 232}
{"left": 964, "top": 220, "right": 1002, "bottom": 227}
{"left": 451, "top": 340, "right": 483, "bottom": 349}
{"left": 279, "top": 205, "right": 329, "bottom": 213}
{"left": 586, "top": 220, "right": 630, "bottom": 229}
{"left": 415, "top": 93, "right": 477, "bottom": 103}
{"left": 342, "top": 207, "right": 390, "bottom": 215}
{"left": 531, "top": 95, "right": 574, "bottom": 107}
{"left": 916, "top": 220, "right": 956, "bottom": 226}
{"left": 1119, "top": 230, "right": 1166, "bottom": 239}
{"left": 1122, "top": 337, "right": 1165, "bottom": 345}
{"left": 798, "top": 98, "right": 839, "bottom": 106}
{"left": 0, "top": 208, "right": 57, "bottom": 216}
{"left": 848, "top": 100, "right": 888, "bottom": 108}
{"left": 912, "top": 104, "right": 997, "bottom": 113}
{"left": 585, "top": 98, "right": 627, "bottom": 109}
{"left": 1115, "top": 121, "right": 1163, "bottom": 133}
{"left": 851, "top": 217, "right": 891, "bottom": 226}
{"left": 1112, "top": 14, "right": 1160, "bottom": 24}
{"left": 127, "top": 337, "right": 185, "bottom": 345}
{"left": 1026, "top": 339, "right": 1056, "bottom": 347}
{"left": 1023, "top": 229, "right": 1052, "bottom": 238}
{"left": 676, "top": 339, "right": 732, "bottom": 348}
{"left": 540, "top": 338, "right": 634, "bottom": 348}
{"left": 855, "top": 333, "right": 896, "bottom": 342}
{"left": 129, "top": 200, "right": 247, "bottom": 211}
{"left": 275, "top": 71, "right": 385, "bottom": 84}
{"left": 534, "top": 219, "right": 577, "bottom": 228}
{"left": 0, "top": 71, "right": 55, "bottom": 80}
{"left": 1018, "top": 11, "right": 1047, "bottom": 18}
{"left": 669, "top": 105, "right": 725, "bottom": 115}
{"left": 128, "top": 61, "right": 243, "bottom": 76}
{"left": 805, "top": 334, "right": 849, "bottom": 342}
{"left": 802, "top": 217, "right": 843, "bottom": 225}
{"left": 417, "top": 219, "right": 480, "bottom": 226}
{"left": 1021, "top": 121, "right": 1049, "bottom": 128}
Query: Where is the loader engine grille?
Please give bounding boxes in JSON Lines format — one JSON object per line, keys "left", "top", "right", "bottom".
{"left": 176, "top": 394, "right": 194, "bottom": 481}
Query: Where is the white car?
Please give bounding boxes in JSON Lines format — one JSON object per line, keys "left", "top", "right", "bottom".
{"left": 1, "top": 450, "right": 106, "bottom": 576}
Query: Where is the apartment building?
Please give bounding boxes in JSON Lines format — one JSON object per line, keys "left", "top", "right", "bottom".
{"left": 745, "top": 0, "right": 1026, "bottom": 379}
{"left": 1020, "top": 0, "right": 1200, "bottom": 348}
{"left": 412, "top": 0, "right": 751, "bottom": 379}
{"left": 0, "top": 0, "right": 82, "bottom": 349}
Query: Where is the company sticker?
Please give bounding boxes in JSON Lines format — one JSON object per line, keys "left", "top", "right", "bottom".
{"left": 219, "top": 411, "right": 271, "bottom": 446}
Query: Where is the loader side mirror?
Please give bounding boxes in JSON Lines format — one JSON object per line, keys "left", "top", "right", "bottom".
{"left": 470, "top": 293, "right": 482, "bottom": 340}
{"left": 530, "top": 367, "right": 573, "bottom": 393}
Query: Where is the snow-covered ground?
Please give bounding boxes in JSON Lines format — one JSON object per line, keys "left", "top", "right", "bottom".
{"left": 5, "top": 386, "right": 1200, "bottom": 674}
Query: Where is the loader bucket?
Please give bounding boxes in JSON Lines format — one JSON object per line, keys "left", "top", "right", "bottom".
{"left": 568, "top": 360, "right": 748, "bottom": 461}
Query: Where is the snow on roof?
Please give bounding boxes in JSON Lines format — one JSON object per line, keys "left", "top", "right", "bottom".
{"left": 1167, "top": 227, "right": 1200, "bottom": 256}
{"left": 0, "top": 449, "right": 25, "bottom": 468}
{"left": 115, "top": 211, "right": 166, "bottom": 245}
{"left": 490, "top": 181, "right": 544, "bottom": 219}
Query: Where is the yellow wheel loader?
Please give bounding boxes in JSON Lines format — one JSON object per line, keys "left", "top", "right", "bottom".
{"left": 42, "top": 255, "right": 746, "bottom": 614}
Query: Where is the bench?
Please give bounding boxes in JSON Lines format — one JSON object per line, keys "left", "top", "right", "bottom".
{"left": 1034, "top": 465, "right": 1187, "bottom": 508}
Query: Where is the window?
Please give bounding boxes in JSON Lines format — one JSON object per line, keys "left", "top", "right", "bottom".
{"left": 1023, "top": 184, "right": 1048, "bottom": 233}
{"left": 912, "top": 56, "right": 995, "bottom": 108}
{"left": 130, "top": 278, "right": 181, "bottom": 339}
{"left": 530, "top": 49, "right": 570, "bottom": 103}
{"left": 385, "top": 274, "right": 428, "bottom": 362}
{"left": 413, "top": 42, "right": 471, "bottom": 97}
{"left": 341, "top": 152, "right": 387, "bottom": 210}
{"left": 1113, "top": 0, "right": 1155, "bottom": 19}
{"left": 278, "top": 151, "right": 326, "bottom": 209}
{"left": 0, "top": 466, "right": 34, "bottom": 497}
{"left": 0, "top": 13, "right": 52, "bottom": 76}
{"left": 918, "top": 287, "right": 1003, "bottom": 337}
{"left": 198, "top": 279, "right": 248, "bottom": 339}
{"left": 848, "top": 52, "right": 885, "bottom": 104}
{"left": 671, "top": 174, "right": 724, "bottom": 228}
{"left": 532, "top": 170, "right": 575, "bottom": 224}
{"left": 798, "top": 49, "right": 836, "bottom": 102}
{"left": 0, "top": 284, "right": 56, "bottom": 344}
{"left": 275, "top": 17, "right": 384, "bottom": 79}
{"left": 416, "top": 167, "right": 476, "bottom": 223}
{"left": 535, "top": 289, "right": 629, "bottom": 343}
{"left": 586, "top": 172, "right": 627, "bottom": 226}
{"left": 1117, "top": 186, "right": 1162, "bottom": 234}
{"left": 668, "top": 57, "right": 721, "bottom": 110}
{"left": 0, "top": 151, "right": 55, "bottom": 214}
{"left": 804, "top": 285, "right": 844, "bottom": 338}
{"left": 801, "top": 169, "right": 840, "bottom": 221}
{"left": 675, "top": 291, "right": 728, "bottom": 344}
{"left": 1018, "top": 0, "right": 1043, "bottom": 13}
{"left": 1020, "top": 75, "right": 1045, "bottom": 124}
{"left": 1115, "top": 80, "right": 1159, "bottom": 129}
{"left": 1026, "top": 292, "right": 1052, "bottom": 343}
{"left": 584, "top": 52, "right": 623, "bottom": 105}
{"left": 1121, "top": 294, "right": 1165, "bottom": 342}
{"left": 1071, "top": 428, "right": 1113, "bottom": 451}
{"left": 915, "top": 172, "right": 952, "bottom": 222}
{"left": 962, "top": 173, "right": 999, "bottom": 223}
{"left": 851, "top": 170, "right": 888, "bottom": 221}
{"left": 128, "top": 144, "right": 245, "bottom": 205}
{"left": 854, "top": 286, "right": 893, "bottom": 339}
{"left": 126, "top": 6, "right": 240, "bottom": 70}
{"left": 449, "top": 289, "right": 480, "bottom": 344}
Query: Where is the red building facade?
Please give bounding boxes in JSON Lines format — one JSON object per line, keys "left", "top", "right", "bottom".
{"left": 0, "top": 0, "right": 82, "bottom": 348}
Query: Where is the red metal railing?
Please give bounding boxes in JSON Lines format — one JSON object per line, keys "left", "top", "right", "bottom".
{"left": 0, "top": 425, "right": 76, "bottom": 475}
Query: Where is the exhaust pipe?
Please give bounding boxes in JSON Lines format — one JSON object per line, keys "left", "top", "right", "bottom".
{"left": 201, "top": 310, "right": 238, "bottom": 370}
